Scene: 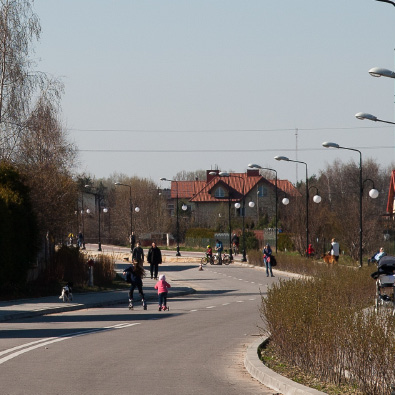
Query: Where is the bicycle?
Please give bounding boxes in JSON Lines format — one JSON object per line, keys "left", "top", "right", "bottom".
{"left": 201, "top": 253, "right": 214, "bottom": 265}
{"left": 213, "top": 252, "right": 231, "bottom": 265}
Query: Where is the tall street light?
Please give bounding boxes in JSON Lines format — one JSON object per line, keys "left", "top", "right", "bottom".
{"left": 355, "top": 112, "right": 395, "bottom": 125}
{"left": 248, "top": 164, "right": 278, "bottom": 253}
{"left": 85, "top": 185, "right": 105, "bottom": 251}
{"left": 114, "top": 182, "right": 140, "bottom": 253}
{"left": 275, "top": 156, "right": 311, "bottom": 256}
{"left": 322, "top": 142, "right": 379, "bottom": 266}
{"left": 160, "top": 178, "right": 183, "bottom": 256}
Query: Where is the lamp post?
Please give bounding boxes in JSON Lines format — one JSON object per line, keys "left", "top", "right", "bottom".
{"left": 221, "top": 172, "right": 247, "bottom": 262}
{"left": 85, "top": 185, "right": 104, "bottom": 251}
{"left": 275, "top": 156, "right": 310, "bottom": 256}
{"left": 160, "top": 178, "right": 182, "bottom": 256}
{"left": 248, "top": 164, "right": 278, "bottom": 253}
{"left": 322, "top": 142, "right": 379, "bottom": 266}
{"left": 355, "top": 112, "right": 395, "bottom": 125}
{"left": 114, "top": 182, "right": 140, "bottom": 252}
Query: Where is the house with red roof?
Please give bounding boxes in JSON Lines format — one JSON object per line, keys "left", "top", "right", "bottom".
{"left": 164, "top": 169, "right": 299, "bottom": 227}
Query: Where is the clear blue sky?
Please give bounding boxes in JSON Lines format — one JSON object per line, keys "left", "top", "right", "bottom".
{"left": 33, "top": 0, "right": 395, "bottom": 185}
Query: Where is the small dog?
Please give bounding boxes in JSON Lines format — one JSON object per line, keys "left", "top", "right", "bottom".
{"left": 322, "top": 253, "right": 336, "bottom": 264}
{"left": 59, "top": 282, "right": 73, "bottom": 302}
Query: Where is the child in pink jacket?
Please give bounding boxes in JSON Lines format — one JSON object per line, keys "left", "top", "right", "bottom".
{"left": 154, "top": 274, "right": 171, "bottom": 311}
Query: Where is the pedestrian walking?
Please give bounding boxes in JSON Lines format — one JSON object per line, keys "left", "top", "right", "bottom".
{"left": 263, "top": 244, "right": 274, "bottom": 277}
{"left": 154, "top": 274, "right": 171, "bottom": 311}
{"left": 132, "top": 241, "right": 144, "bottom": 269}
{"left": 123, "top": 261, "right": 147, "bottom": 310}
{"left": 147, "top": 242, "right": 162, "bottom": 280}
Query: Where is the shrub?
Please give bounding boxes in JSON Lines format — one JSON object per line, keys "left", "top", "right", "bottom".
{"left": 260, "top": 265, "right": 394, "bottom": 394}
{"left": 93, "top": 254, "right": 115, "bottom": 286}
{"left": 185, "top": 228, "right": 215, "bottom": 238}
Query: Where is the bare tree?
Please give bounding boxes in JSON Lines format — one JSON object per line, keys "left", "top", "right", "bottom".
{"left": 0, "top": 0, "right": 62, "bottom": 160}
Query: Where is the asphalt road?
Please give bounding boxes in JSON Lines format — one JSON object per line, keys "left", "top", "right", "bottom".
{"left": 0, "top": 263, "right": 279, "bottom": 395}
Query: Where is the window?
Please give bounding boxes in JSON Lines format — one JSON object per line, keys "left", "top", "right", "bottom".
{"left": 215, "top": 186, "right": 226, "bottom": 198}
{"left": 258, "top": 185, "right": 267, "bottom": 197}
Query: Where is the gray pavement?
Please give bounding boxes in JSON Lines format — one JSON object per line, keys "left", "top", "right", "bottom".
{"left": 0, "top": 248, "right": 325, "bottom": 395}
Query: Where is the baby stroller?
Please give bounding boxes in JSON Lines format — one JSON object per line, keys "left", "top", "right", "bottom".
{"left": 371, "top": 256, "right": 395, "bottom": 314}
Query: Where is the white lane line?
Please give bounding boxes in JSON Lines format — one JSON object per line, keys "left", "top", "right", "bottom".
{"left": 0, "top": 338, "right": 56, "bottom": 357}
{"left": 222, "top": 303, "right": 230, "bottom": 306}
{"left": 0, "top": 323, "right": 140, "bottom": 365}
{"left": 206, "top": 306, "right": 216, "bottom": 309}
{"left": 236, "top": 300, "right": 244, "bottom": 303}
{"left": 190, "top": 309, "right": 198, "bottom": 312}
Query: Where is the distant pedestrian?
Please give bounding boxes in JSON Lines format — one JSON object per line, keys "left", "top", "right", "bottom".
{"left": 215, "top": 239, "right": 223, "bottom": 265}
{"left": 123, "top": 261, "right": 146, "bottom": 310}
{"left": 132, "top": 241, "right": 144, "bottom": 269}
{"left": 306, "top": 244, "right": 315, "bottom": 258}
{"left": 77, "top": 232, "right": 84, "bottom": 248}
{"left": 330, "top": 238, "right": 340, "bottom": 262}
{"left": 147, "top": 242, "right": 162, "bottom": 280}
{"left": 130, "top": 232, "right": 136, "bottom": 252}
{"left": 263, "top": 244, "right": 274, "bottom": 277}
{"left": 154, "top": 274, "right": 171, "bottom": 311}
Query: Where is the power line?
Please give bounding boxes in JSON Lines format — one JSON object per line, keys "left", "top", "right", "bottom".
{"left": 78, "top": 146, "right": 395, "bottom": 153}
{"left": 70, "top": 125, "right": 392, "bottom": 133}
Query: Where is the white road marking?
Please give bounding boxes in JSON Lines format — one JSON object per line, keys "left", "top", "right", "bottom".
{"left": 206, "top": 306, "right": 216, "bottom": 309}
{"left": 0, "top": 323, "right": 140, "bottom": 365}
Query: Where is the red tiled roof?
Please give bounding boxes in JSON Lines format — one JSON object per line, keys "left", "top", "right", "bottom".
{"left": 169, "top": 173, "right": 300, "bottom": 202}
{"left": 170, "top": 181, "right": 206, "bottom": 199}
{"left": 190, "top": 173, "right": 262, "bottom": 203}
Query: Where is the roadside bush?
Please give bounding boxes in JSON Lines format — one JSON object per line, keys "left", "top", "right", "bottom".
{"left": 277, "top": 232, "right": 294, "bottom": 252}
{"left": 260, "top": 265, "right": 394, "bottom": 394}
{"left": 93, "top": 254, "right": 115, "bottom": 286}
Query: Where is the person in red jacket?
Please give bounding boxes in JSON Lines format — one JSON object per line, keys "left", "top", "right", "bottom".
{"left": 154, "top": 274, "right": 171, "bottom": 311}
{"left": 306, "top": 244, "right": 315, "bottom": 258}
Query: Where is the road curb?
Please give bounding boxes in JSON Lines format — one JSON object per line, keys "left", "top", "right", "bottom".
{"left": 244, "top": 337, "right": 326, "bottom": 395}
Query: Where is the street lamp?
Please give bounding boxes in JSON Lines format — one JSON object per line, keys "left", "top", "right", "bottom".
{"left": 355, "top": 112, "right": 395, "bottom": 125}
{"left": 369, "top": 67, "right": 395, "bottom": 78}
{"left": 160, "top": 178, "right": 182, "bottom": 256}
{"left": 322, "top": 141, "right": 379, "bottom": 266}
{"left": 85, "top": 184, "right": 105, "bottom": 251}
{"left": 248, "top": 164, "right": 279, "bottom": 253}
{"left": 114, "top": 182, "right": 140, "bottom": 252}
{"left": 275, "top": 155, "right": 311, "bottom": 256}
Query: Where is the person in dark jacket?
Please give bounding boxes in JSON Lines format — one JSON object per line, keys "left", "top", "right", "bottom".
{"left": 132, "top": 241, "right": 144, "bottom": 269}
{"left": 147, "top": 242, "right": 162, "bottom": 280}
{"left": 123, "top": 261, "right": 146, "bottom": 309}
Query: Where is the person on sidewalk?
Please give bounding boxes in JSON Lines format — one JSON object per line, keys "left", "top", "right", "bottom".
{"left": 154, "top": 274, "right": 171, "bottom": 311}
{"left": 147, "top": 242, "right": 162, "bottom": 280}
{"left": 132, "top": 241, "right": 144, "bottom": 269}
{"left": 263, "top": 244, "right": 274, "bottom": 277}
{"left": 330, "top": 238, "right": 340, "bottom": 262}
{"left": 123, "top": 261, "right": 146, "bottom": 310}
{"left": 215, "top": 239, "right": 223, "bottom": 265}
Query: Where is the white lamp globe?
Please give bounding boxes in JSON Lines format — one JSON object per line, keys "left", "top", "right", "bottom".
{"left": 182, "top": 204, "right": 187, "bottom": 211}
{"left": 369, "top": 189, "right": 379, "bottom": 199}
{"left": 282, "top": 198, "right": 289, "bottom": 205}
{"left": 313, "top": 195, "right": 322, "bottom": 204}
{"left": 86, "top": 209, "right": 91, "bottom": 214}
{"left": 234, "top": 202, "right": 241, "bottom": 209}
{"left": 135, "top": 207, "right": 140, "bottom": 212}
{"left": 103, "top": 208, "right": 108, "bottom": 213}
{"left": 249, "top": 201, "right": 255, "bottom": 208}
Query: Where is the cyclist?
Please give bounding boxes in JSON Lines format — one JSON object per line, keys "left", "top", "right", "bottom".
{"left": 206, "top": 245, "right": 213, "bottom": 263}
{"left": 215, "top": 239, "right": 223, "bottom": 265}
